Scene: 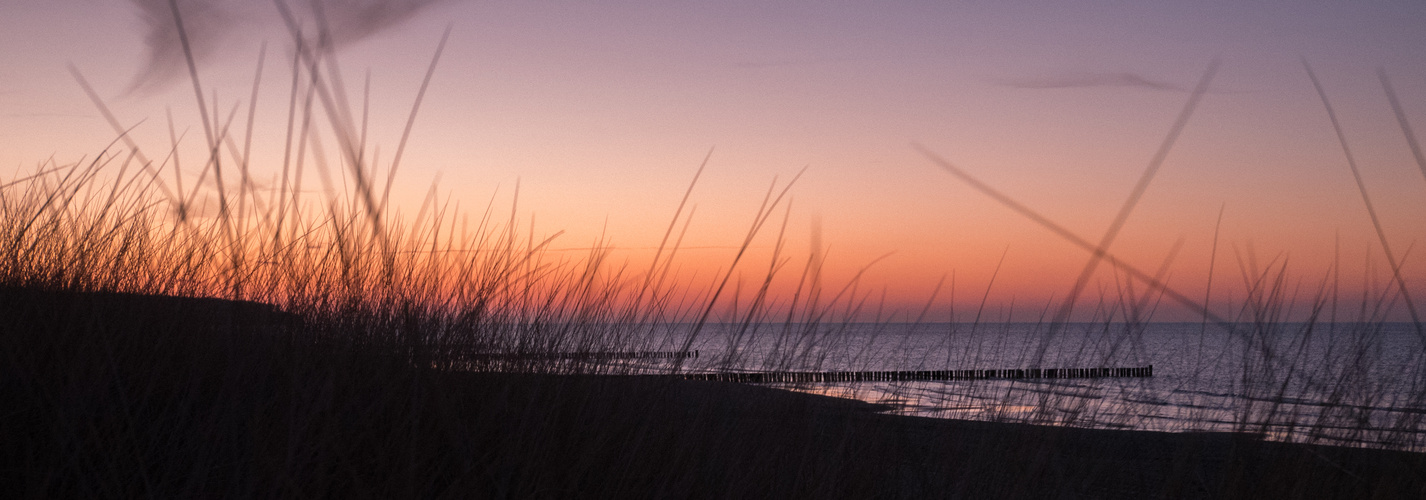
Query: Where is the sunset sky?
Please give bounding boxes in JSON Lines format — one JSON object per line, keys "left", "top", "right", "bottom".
{"left": 3, "top": 1, "right": 1425, "bottom": 321}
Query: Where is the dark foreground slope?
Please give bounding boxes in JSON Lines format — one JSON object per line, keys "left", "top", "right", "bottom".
{"left": 2, "top": 288, "right": 1422, "bottom": 499}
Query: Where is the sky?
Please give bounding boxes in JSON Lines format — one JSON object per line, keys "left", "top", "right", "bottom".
{"left": 2, "top": 0, "right": 1425, "bottom": 322}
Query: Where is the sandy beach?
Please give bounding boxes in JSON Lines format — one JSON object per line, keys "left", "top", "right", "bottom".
{"left": 4, "top": 289, "right": 1423, "bottom": 498}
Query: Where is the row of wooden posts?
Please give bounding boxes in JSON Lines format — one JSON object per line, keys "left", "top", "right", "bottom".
{"left": 455, "top": 349, "right": 1154, "bottom": 383}
{"left": 464, "top": 350, "right": 700, "bottom": 360}
{"left": 680, "top": 366, "right": 1153, "bottom": 384}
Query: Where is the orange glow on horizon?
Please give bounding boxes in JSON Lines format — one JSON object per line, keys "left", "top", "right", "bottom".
{"left": 3, "top": 2, "right": 1424, "bottom": 322}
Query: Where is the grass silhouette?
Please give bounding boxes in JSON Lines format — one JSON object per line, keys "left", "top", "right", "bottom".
{"left": 2, "top": 1, "right": 1425, "bottom": 497}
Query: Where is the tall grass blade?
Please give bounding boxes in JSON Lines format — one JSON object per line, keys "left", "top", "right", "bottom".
{"left": 1303, "top": 60, "right": 1424, "bottom": 339}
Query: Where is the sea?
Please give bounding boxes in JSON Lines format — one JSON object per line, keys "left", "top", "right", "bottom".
{"left": 610, "top": 321, "right": 1426, "bottom": 450}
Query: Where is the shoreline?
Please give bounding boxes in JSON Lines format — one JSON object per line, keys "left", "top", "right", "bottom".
{"left": 4, "top": 288, "right": 1423, "bottom": 497}
{"left": 434, "top": 371, "right": 1426, "bottom": 497}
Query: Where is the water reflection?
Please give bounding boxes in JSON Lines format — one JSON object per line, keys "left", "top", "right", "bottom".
{"left": 679, "top": 322, "right": 1426, "bottom": 450}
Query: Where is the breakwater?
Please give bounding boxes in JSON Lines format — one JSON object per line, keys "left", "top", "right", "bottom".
{"left": 462, "top": 350, "right": 700, "bottom": 361}
{"left": 681, "top": 366, "right": 1152, "bottom": 383}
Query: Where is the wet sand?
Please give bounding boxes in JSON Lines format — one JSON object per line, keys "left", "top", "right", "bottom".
{"left": 443, "top": 372, "right": 1425, "bottom": 498}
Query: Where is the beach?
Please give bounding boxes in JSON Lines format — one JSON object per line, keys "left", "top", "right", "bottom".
{"left": 3, "top": 289, "right": 1422, "bottom": 498}
{"left": 5, "top": 2, "right": 1426, "bottom": 497}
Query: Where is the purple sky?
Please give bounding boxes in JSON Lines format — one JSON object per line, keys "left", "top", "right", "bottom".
{"left": 3, "top": 0, "right": 1425, "bottom": 320}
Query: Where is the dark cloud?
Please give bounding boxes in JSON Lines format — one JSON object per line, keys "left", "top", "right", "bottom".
{"left": 128, "top": 0, "right": 231, "bottom": 95}
{"left": 998, "top": 72, "right": 1186, "bottom": 92}
{"left": 126, "top": 0, "right": 446, "bottom": 95}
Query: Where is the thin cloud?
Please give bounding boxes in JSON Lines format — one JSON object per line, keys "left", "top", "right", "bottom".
{"left": 126, "top": 0, "right": 447, "bottom": 95}
{"left": 998, "top": 72, "right": 1187, "bottom": 92}
{"left": 733, "top": 56, "right": 861, "bottom": 70}
{"left": 1, "top": 112, "right": 96, "bottom": 118}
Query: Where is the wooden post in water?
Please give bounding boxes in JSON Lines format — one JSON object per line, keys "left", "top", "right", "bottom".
{"left": 680, "top": 365, "right": 1153, "bottom": 383}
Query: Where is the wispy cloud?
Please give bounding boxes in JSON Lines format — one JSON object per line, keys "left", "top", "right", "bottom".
{"left": 998, "top": 72, "right": 1186, "bottom": 92}
{"left": 126, "top": 0, "right": 447, "bottom": 95}
{"left": 1, "top": 112, "right": 95, "bottom": 119}
{"left": 733, "top": 56, "right": 861, "bottom": 70}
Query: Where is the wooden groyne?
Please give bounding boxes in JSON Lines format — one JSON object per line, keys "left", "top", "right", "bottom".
{"left": 681, "top": 366, "right": 1152, "bottom": 383}
{"left": 462, "top": 350, "right": 699, "bottom": 361}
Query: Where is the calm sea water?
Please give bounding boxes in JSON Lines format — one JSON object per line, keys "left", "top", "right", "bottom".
{"left": 623, "top": 322, "right": 1426, "bottom": 449}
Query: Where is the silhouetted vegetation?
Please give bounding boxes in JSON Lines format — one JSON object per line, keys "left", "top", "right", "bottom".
{"left": 1, "top": 2, "right": 1423, "bottom": 498}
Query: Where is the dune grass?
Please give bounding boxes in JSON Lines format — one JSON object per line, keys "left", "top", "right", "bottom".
{"left": 2, "top": 1, "right": 1425, "bottom": 497}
